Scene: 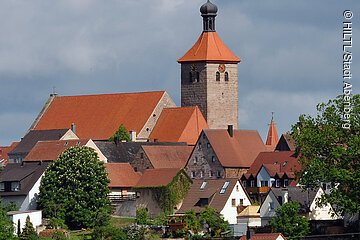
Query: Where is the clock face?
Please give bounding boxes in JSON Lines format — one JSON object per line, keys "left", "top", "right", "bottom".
{"left": 218, "top": 64, "right": 226, "bottom": 73}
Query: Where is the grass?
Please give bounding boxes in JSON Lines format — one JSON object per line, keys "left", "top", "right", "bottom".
{"left": 110, "top": 216, "right": 136, "bottom": 228}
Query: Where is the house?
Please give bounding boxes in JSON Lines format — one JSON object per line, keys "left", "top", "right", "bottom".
{"left": 237, "top": 206, "right": 261, "bottom": 236}
{"left": 0, "top": 162, "right": 49, "bottom": 211}
{"left": 0, "top": 142, "right": 18, "bottom": 166}
{"left": 241, "top": 151, "right": 301, "bottom": 203}
{"left": 274, "top": 134, "right": 295, "bottom": 152}
{"left": 131, "top": 145, "right": 193, "bottom": 173}
{"left": 94, "top": 141, "right": 186, "bottom": 164}
{"left": 30, "top": 91, "right": 176, "bottom": 141}
{"left": 149, "top": 106, "right": 208, "bottom": 145}
{"left": 185, "top": 126, "right": 266, "bottom": 180}
{"left": 24, "top": 139, "right": 107, "bottom": 162}
{"left": 259, "top": 187, "right": 340, "bottom": 228}
{"left": 177, "top": 179, "right": 251, "bottom": 225}
{"left": 135, "top": 168, "right": 191, "bottom": 217}
{"left": 8, "top": 129, "right": 78, "bottom": 163}
{"left": 239, "top": 233, "right": 287, "bottom": 240}
{"left": 8, "top": 210, "right": 42, "bottom": 234}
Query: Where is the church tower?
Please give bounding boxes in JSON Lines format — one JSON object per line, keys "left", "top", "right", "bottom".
{"left": 178, "top": 0, "right": 240, "bottom": 129}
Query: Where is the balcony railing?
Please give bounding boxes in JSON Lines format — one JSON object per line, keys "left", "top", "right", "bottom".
{"left": 245, "top": 186, "right": 270, "bottom": 194}
{"left": 109, "top": 195, "right": 136, "bottom": 203}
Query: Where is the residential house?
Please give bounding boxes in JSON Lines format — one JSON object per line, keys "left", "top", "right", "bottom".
{"left": 241, "top": 151, "right": 301, "bottom": 203}
{"left": 30, "top": 91, "right": 176, "bottom": 141}
{"left": 149, "top": 106, "right": 208, "bottom": 145}
{"left": 239, "top": 233, "right": 287, "bottom": 240}
{"left": 0, "top": 142, "right": 18, "bottom": 166}
{"left": 177, "top": 179, "right": 251, "bottom": 225}
{"left": 274, "top": 134, "right": 295, "bottom": 152}
{"left": 135, "top": 168, "right": 191, "bottom": 217}
{"left": 237, "top": 206, "right": 261, "bottom": 236}
{"left": 185, "top": 126, "right": 266, "bottom": 180}
{"left": 0, "top": 162, "right": 49, "bottom": 211}
{"left": 8, "top": 129, "right": 78, "bottom": 163}
{"left": 24, "top": 139, "right": 106, "bottom": 162}
{"left": 131, "top": 145, "right": 193, "bottom": 173}
{"left": 259, "top": 187, "right": 340, "bottom": 231}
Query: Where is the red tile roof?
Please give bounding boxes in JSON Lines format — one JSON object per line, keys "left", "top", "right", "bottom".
{"left": 149, "top": 106, "right": 208, "bottom": 145}
{"left": 239, "top": 233, "right": 287, "bottom": 240}
{"left": 142, "top": 145, "right": 193, "bottom": 169}
{"left": 265, "top": 118, "right": 279, "bottom": 151}
{"left": 24, "top": 139, "right": 90, "bottom": 162}
{"left": 0, "top": 142, "right": 19, "bottom": 165}
{"left": 135, "top": 168, "right": 182, "bottom": 188}
{"left": 204, "top": 129, "right": 266, "bottom": 168}
{"left": 33, "top": 91, "right": 167, "bottom": 140}
{"left": 246, "top": 151, "right": 301, "bottom": 177}
{"left": 178, "top": 32, "right": 240, "bottom": 63}
{"left": 105, "top": 163, "right": 141, "bottom": 188}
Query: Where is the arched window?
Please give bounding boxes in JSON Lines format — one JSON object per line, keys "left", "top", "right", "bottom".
{"left": 225, "top": 72, "right": 229, "bottom": 81}
{"left": 196, "top": 72, "right": 200, "bottom": 82}
{"left": 216, "top": 72, "right": 220, "bottom": 81}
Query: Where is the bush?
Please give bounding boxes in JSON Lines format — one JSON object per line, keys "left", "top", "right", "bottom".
{"left": 136, "top": 208, "right": 149, "bottom": 225}
{"left": 92, "top": 225, "right": 126, "bottom": 240}
{"left": 123, "top": 224, "right": 146, "bottom": 240}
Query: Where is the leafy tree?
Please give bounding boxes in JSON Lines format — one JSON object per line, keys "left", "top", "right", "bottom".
{"left": 136, "top": 207, "right": 150, "bottom": 225}
{"left": 200, "top": 206, "right": 228, "bottom": 237}
{"left": 291, "top": 95, "right": 360, "bottom": 215}
{"left": 183, "top": 210, "right": 201, "bottom": 233}
{"left": 0, "top": 207, "right": 15, "bottom": 240}
{"left": 109, "top": 124, "right": 131, "bottom": 143}
{"left": 20, "top": 215, "right": 38, "bottom": 240}
{"left": 39, "top": 146, "right": 110, "bottom": 230}
{"left": 270, "top": 202, "right": 309, "bottom": 240}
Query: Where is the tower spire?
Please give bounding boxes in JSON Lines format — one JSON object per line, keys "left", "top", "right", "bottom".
{"left": 200, "top": 0, "right": 218, "bottom": 32}
{"left": 266, "top": 113, "right": 279, "bottom": 151}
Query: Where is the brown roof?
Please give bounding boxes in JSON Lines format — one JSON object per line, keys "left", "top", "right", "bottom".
{"left": 142, "top": 145, "right": 193, "bottom": 169}
{"left": 237, "top": 205, "right": 260, "bottom": 218}
{"left": 246, "top": 151, "right": 301, "bottom": 177}
{"left": 105, "top": 163, "right": 141, "bottom": 188}
{"left": 204, "top": 129, "right": 266, "bottom": 168}
{"left": 135, "top": 168, "right": 181, "bottom": 188}
{"left": 178, "top": 178, "right": 239, "bottom": 213}
{"left": 149, "top": 106, "right": 208, "bottom": 145}
{"left": 178, "top": 31, "right": 240, "bottom": 63}
{"left": 265, "top": 118, "right": 279, "bottom": 151}
{"left": 0, "top": 142, "right": 19, "bottom": 165}
{"left": 239, "top": 233, "right": 287, "bottom": 240}
{"left": 24, "top": 139, "right": 90, "bottom": 162}
{"left": 33, "top": 91, "right": 167, "bottom": 140}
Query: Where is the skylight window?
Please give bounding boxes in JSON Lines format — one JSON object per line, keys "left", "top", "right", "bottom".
{"left": 220, "top": 181, "right": 230, "bottom": 194}
{"left": 200, "top": 181, "right": 207, "bottom": 190}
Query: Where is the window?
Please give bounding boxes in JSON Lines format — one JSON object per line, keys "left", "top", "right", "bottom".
{"left": 220, "top": 181, "right": 230, "bottom": 194}
{"left": 11, "top": 182, "right": 20, "bottom": 192}
{"left": 232, "top": 199, "right": 236, "bottom": 207}
{"left": 216, "top": 72, "right": 220, "bottom": 81}
{"left": 200, "top": 181, "right": 207, "bottom": 190}
{"left": 322, "top": 183, "right": 327, "bottom": 190}
{"left": 194, "top": 156, "right": 198, "bottom": 164}
{"left": 242, "top": 181, "right": 247, "bottom": 187}
{"left": 134, "top": 167, "right": 138, "bottom": 172}
{"left": 207, "top": 143, "right": 210, "bottom": 148}
{"left": 198, "top": 142, "right": 202, "bottom": 149}
{"left": 0, "top": 182, "right": 4, "bottom": 192}
{"left": 196, "top": 72, "right": 200, "bottom": 82}
{"left": 216, "top": 171, "right": 221, "bottom": 178}
{"left": 140, "top": 153, "right": 144, "bottom": 159}
{"left": 211, "top": 156, "right": 215, "bottom": 162}
{"left": 202, "top": 134, "right": 206, "bottom": 139}
{"left": 269, "top": 202, "right": 274, "bottom": 211}
{"left": 236, "top": 185, "right": 239, "bottom": 191}
{"left": 284, "top": 179, "right": 289, "bottom": 187}
{"left": 200, "top": 171, "right": 204, "bottom": 178}
{"left": 191, "top": 171, "right": 196, "bottom": 179}
{"left": 276, "top": 179, "right": 280, "bottom": 188}
{"left": 209, "top": 171, "right": 213, "bottom": 177}
{"left": 240, "top": 199, "right": 244, "bottom": 206}
{"left": 261, "top": 181, "right": 268, "bottom": 187}
{"left": 189, "top": 72, "right": 192, "bottom": 83}
{"left": 225, "top": 72, "right": 229, "bottom": 81}
{"left": 250, "top": 180, "right": 255, "bottom": 187}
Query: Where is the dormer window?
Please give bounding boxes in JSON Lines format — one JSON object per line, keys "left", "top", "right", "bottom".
{"left": 284, "top": 179, "right": 289, "bottom": 187}
{"left": 216, "top": 72, "right": 220, "bottom": 81}
{"left": 225, "top": 72, "right": 229, "bottom": 81}
{"left": 276, "top": 179, "right": 280, "bottom": 188}
{"left": 11, "top": 181, "right": 20, "bottom": 192}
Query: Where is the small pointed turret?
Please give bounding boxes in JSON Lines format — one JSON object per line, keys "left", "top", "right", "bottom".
{"left": 265, "top": 113, "right": 279, "bottom": 151}
{"left": 200, "top": 0, "right": 218, "bottom": 32}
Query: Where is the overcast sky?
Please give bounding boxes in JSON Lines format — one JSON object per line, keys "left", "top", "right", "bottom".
{"left": 0, "top": 0, "right": 359, "bottom": 145}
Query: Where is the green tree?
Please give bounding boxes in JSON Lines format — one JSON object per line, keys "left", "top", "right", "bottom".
{"left": 20, "top": 215, "right": 38, "bottom": 240}
{"left": 270, "top": 202, "right": 309, "bottom": 240}
{"left": 200, "top": 206, "right": 228, "bottom": 237}
{"left": 39, "top": 146, "right": 110, "bottom": 230}
{"left": 291, "top": 95, "right": 360, "bottom": 215}
{"left": 0, "top": 207, "right": 15, "bottom": 240}
{"left": 109, "top": 124, "right": 131, "bottom": 143}
{"left": 183, "top": 210, "right": 201, "bottom": 233}
{"left": 136, "top": 207, "right": 150, "bottom": 225}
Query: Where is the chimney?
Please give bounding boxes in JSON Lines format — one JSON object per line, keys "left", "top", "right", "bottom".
{"left": 281, "top": 188, "right": 289, "bottom": 204}
{"left": 71, "top": 123, "right": 76, "bottom": 134}
{"left": 227, "top": 125, "right": 234, "bottom": 137}
{"left": 129, "top": 131, "right": 137, "bottom": 142}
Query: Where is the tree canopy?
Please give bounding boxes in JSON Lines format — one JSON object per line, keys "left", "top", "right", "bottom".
{"left": 39, "top": 146, "right": 110, "bottom": 230}
{"left": 109, "top": 124, "right": 131, "bottom": 143}
{"left": 291, "top": 94, "right": 360, "bottom": 215}
{"left": 270, "top": 202, "right": 309, "bottom": 240}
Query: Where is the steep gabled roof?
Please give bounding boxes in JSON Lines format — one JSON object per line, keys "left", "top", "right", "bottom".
{"left": 24, "top": 139, "right": 90, "bottom": 162}
{"left": 105, "top": 163, "right": 141, "bottom": 188}
{"left": 135, "top": 168, "right": 182, "bottom": 188}
{"left": 275, "top": 134, "right": 296, "bottom": 151}
{"left": 149, "top": 106, "right": 208, "bottom": 145}
{"left": 142, "top": 145, "right": 193, "bottom": 169}
{"left": 178, "top": 178, "right": 239, "bottom": 213}
{"left": 204, "top": 129, "right": 266, "bottom": 168}
{"left": 9, "top": 129, "right": 71, "bottom": 155}
{"left": 33, "top": 91, "right": 169, "bottom": 140}
{"left": 265, "top": 117, "right": 279, "bottom": 151}
{"left": 0, "top": 162, "right": 49, "bottom": 196}
{"left": 178, "top": 32, "right": 240, "bottom": 63}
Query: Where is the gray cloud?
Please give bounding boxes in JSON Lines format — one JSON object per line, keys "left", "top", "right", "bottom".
{"left": 0, "top": 0, "right": 359, "bottom": 145}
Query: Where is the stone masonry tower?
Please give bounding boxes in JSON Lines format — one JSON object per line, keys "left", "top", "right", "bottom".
{"left": 178, "top": 0, "right": 240, "bottom": 129}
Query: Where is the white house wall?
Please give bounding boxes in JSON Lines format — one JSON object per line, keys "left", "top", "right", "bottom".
{"left": 220, "top": 181, "right": 251, "bottom": 224}
{"left": 308, "top": 188, "right": 340, "bottom": 221}
{"left": 8, "top": 210, "right": 42, "bottom": 234}
{"left": 257, "top": 167, "right": 271, "bottom": 187}
{"left": 20, "top": 172, "right": 44, "bottom": 211}
{"left": 85, "top": 139, "right": 108, "bottom": 163}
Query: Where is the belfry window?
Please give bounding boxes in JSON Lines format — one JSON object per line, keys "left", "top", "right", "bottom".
{"left": 216, "top": 72, "right": 220, "bottom": 81}
{"left": 225, "top": 72, "right": 229, "bottom": 81}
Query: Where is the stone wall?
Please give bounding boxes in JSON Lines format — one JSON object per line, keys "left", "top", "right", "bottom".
{"left": 130, "top": 147, "right": 153, "bottom": 173}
